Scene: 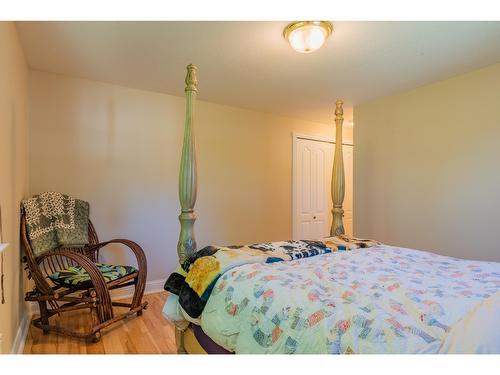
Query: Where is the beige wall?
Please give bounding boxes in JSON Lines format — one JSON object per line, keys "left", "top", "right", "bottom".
{"left": 29, "top": 70, "right": 352, "bottom": 283}
{"left": 354, "top": 63, "right": 500, "bottom": 262}
{"left": 0, "top": 22, "right": 29, "bottom": 353}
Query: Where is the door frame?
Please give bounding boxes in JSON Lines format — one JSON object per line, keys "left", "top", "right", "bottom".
{"left": 292, "top": 132, "right": 353, "bottom": 240}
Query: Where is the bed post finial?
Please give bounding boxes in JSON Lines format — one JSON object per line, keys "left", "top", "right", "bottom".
{"left": 185, "top": 64, "right": 198, "bottom": 93}
{"left": 335, "top": 99, "right": 343, "bottom": 119}
{"left": 331, "top": 99, "right": 346, "bottom": 236}
{"left": 177, "top": 64, "right": 199, "bottom": 264}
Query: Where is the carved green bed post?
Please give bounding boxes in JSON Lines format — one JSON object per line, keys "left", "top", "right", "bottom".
{"left": 331, "top": 100, "right": 346, "bottom": 236}
{"left": 176, "top": 64, "right": 199, "bottom": 355}
{"left": 177, "top": 64, "right": 198, "bottom": 264}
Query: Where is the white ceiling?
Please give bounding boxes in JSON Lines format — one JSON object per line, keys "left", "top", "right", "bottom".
{"left": 16, "top": 21, "right": 500, "bottom": 124}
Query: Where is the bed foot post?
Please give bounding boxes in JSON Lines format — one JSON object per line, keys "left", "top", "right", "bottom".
{"left": 177, "top": 64, "right": 199, "bottom": 263}
{"left": 331, "top": 100, "right": 346, "bottom": 236}
{"left": 175, "top": 327, "right": 187, "bottom": 354}
{"left": 175, "top": 65, "right": 199, "bottom": 354}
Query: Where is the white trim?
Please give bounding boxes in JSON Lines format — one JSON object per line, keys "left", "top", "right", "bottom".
{"left": 109, "top": 278, "right": 165, "bottom": 300}
{"left": 292, "top": 132, "right": 354, "bottom": 146}
{"left": 11, "top": 307, "right": 30, "bottom": 354}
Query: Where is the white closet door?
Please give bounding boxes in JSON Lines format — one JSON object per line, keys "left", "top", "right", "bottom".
{"left": 342, "top": 144, "right": 354, "bottom": 236}
{"left": 293, "top": 137, "right": 353, "bottom": 240}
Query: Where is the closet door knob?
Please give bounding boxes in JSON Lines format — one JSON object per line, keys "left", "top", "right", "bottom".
{"left": 313, "top": 216, "right": 317, "bottom": 219}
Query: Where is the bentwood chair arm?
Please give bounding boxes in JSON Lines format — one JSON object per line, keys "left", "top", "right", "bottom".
{"left": 37, "top": 250, "right": 114, "bottom": 322}
{"left": 86, "top": 239, "right": 147, "bottom": 308}
{"left": 86, "top": 239, "right": 147, "bottom": 273}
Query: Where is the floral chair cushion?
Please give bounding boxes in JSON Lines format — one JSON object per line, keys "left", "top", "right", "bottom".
{"left": 49, "top": 263, "right": 137, "bottom": 289}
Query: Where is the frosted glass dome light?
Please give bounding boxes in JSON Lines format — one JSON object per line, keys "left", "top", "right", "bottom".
{"left": 284, "top": 21, "right": 333, "bottom": 53}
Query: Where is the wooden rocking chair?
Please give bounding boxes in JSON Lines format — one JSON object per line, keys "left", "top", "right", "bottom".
{"left": 21, "top": 213, "right": 148, "bottom": 342}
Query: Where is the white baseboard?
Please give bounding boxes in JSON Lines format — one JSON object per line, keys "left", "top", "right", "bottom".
{"left": 17, "top": 278, "right": 165, "bottom": 353}
{"left": 110, "top": 278, "right": 165, "bottom": 300}
{"left": 11, "top": 308, "right": 30, "bottom": 354}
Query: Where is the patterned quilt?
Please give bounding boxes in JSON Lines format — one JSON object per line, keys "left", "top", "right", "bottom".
{"left": 22, "top": 192, "right": 90, "bottom": 256}
{"left": 164, "top": 236, "right": 379, "bottom": 319}
{"left": 195, "top": 245, "right": 500, "bottom": 353}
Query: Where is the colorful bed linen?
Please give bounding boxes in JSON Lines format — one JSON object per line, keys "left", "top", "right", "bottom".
{"left": 197, "top": 245, "right": 500, "bottom": 354}
{"left": 164, "top": 236, "right": 379, "bottom": 319}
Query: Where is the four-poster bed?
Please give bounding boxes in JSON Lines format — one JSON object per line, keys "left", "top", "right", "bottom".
{"left": 163, "top": 64, "right": 500, "bottom": 354}
{"left": 173, "top": 64, "right": 349, "bottom": 353}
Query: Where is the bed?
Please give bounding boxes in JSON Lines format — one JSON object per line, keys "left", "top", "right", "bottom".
{"left": 162, "top": 64, "right": 500, "bottom": 354}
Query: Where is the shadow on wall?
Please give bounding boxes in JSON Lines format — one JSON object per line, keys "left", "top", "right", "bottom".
{"left": 28, "top": 70, "right": 337, "bottom": 283}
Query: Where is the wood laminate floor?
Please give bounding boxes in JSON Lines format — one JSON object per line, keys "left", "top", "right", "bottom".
{"left": 23, "top": 292, "right": 178, "bottom": 354}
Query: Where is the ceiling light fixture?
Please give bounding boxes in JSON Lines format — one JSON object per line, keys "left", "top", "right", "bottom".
{"left": 283, "top": 21, "right": 333, "bottom": 54}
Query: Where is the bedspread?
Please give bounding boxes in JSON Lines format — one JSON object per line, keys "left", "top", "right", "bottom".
{"left": 198, "top": 245, "right": 500, "bottom": 354}
{"left": 164, "top": 236, "right": 378, "bottom": 319}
